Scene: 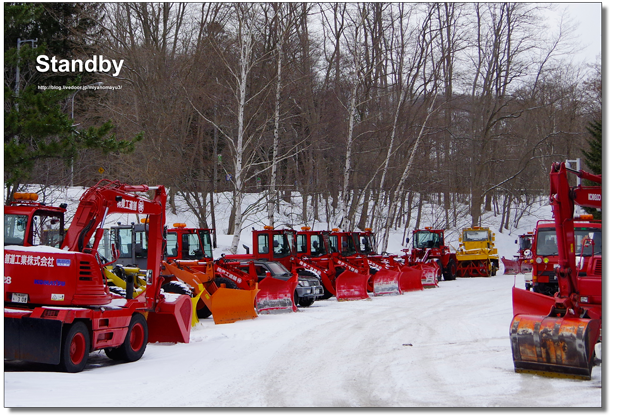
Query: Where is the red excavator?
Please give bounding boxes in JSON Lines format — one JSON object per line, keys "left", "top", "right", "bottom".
{"left": 4, "top": 181, "right": 192, "bottom": 372}
{"left": 510, "top": 162, "right": 602, "bottom": 379}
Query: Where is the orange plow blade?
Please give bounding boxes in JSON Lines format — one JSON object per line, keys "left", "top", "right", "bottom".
{"left": 162, "top": 261, "right": 258, "bottom": 325}
{"left": 398, "top": 266, "right": 424, "bottom": 292}
{"left": 371, "top": 269, "right": 402, "bottom": 296}
{"left": 256, "top": 275, "right": 297, "bottom": 314}
{"left": 336, "top": 270, "right": 370, "bottom": 301}
{"left": 509, "top": 314, "right": 600, "bottom": 379}
{"left": 147, "top": 293, "right": 193, "bottom": 343}
{"left": 210, "top": 285, "right": 259, "bottom": 324}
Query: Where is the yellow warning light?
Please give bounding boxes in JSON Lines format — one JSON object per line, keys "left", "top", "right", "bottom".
{"left": 173, "top": 223, "right": 187, "bottom": 228}
{"left": 543, "top": 257, "right": 550, "bottom": 264}
{"left": 140, "top": 218, "right": 149, "bottom": 224}
{"left": 264, "top": 225, "right": 274, "bottom": 230}
{"left": 301, "top": 226, "right": 311, "bottom": 231}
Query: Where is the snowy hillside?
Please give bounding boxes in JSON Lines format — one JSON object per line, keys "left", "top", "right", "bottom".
{"left": 4, "top": 185, "right": 607, "bottom": 408}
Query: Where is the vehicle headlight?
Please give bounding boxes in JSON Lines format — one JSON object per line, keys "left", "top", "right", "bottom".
{"left": 536, "top": 257, "right": 542, "bottom": 264}
{"left": 543, "top": 257, "right": 549, "bottom": 264}
{"left": 299, "top": 280, "right": 310, "bottom": 287}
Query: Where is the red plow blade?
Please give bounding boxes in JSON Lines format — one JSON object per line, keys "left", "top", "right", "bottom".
{"left": 398, "top": 266, "right": 424, "bottom": 292}
{"left": 371, "top": 269, "right": 402, "bottom": 296}
{"left": 336, "top": 270, "right": 370, "bottom": 301}
{"left": 502, "top": 257, "right": 520, "bottom": 275}
{"left": 419, "top": 262, "right": 440, "bottom": 287}
{"left": 256, "top": 275, "right": 298, "bottom": 314}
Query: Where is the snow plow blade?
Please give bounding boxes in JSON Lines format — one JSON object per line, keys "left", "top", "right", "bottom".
{"left": 398, "top": 266, "right": 424, "bottom": 292}
{"left": 502, "top": 257, "right": 520, "bottom": 275}
{"left": 210, "top": 285, "right": 259, "bottom": 324}
{"left": 162, "top": 261, "right": 258, "bottom": 325}
{"left": 336, "top": 270, "right": 370, "bottom": 301}
{"left": 256, "top": 275, "right": 298, "bottom": 314}
{"left": 371, "top": 269, "right": 402, "bottom": 296}
{"left": 147, "top": 293, "right": 193, "bottom": 343}
{"left": 509, "top": 314, "right": 600, "bottom": 380}
{"left": 420, "top": 262, "right": 440, "bottom": 288}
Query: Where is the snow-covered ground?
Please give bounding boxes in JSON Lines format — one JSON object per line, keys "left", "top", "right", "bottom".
{"left": 3, "top": 186, "right": 609, "bottom": 408}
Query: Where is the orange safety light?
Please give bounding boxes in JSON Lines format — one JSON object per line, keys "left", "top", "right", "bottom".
{"left": 173, "top": 223, "right": 187, "bottom": 228}
{"left": 301, "top": 226, "right": 311, "bottom": 231}
{"left": 264, "top": 225, "right": 274, "bottom": 230}
{"left": 575, "top": 214, "right": 594, "bottom": 221}
{"left": 332, "top": 228, "right": 340, "bottom": 232}
{"left": 13, "top": 192, "right": 39, "bottom": 201}
{"left": 365, "top": 228, "right": 372, "bottom": 232}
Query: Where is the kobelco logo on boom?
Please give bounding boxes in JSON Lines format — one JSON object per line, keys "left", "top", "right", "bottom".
{"left": 588, "top": 193, "right": 602, "bottom": 201}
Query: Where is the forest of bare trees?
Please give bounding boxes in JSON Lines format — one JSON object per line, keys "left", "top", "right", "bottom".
{"left": 11, "top": 3, "right": 601, "bottom": 252}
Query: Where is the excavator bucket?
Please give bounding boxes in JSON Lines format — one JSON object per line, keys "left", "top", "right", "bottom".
{"left": 147, "top": 293, "right": 193, "bottom": 343}
{"left": 510, "top": 314, "right": 600, "bottom": 380}
{"left": 398, "top": 266, "right": 424, "bottom": 292}
{"left": 210, "top": 285, "right": 259, "bottom": 324}
{"left": 371, "top": 269, "right": 402, "bottom": 296}
{"left": 336, "top": 270, "right": 370, "bottom": 301}
{"left": 510, "top": 286, "right": 600, "bottom": 379}
{"left": 502, "top": 257, "right": 520, "bottom": 275}
{"left": 256, "top": 275, "right": 297, "bottom": 314}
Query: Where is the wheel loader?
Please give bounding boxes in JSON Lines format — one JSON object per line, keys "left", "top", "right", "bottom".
{"left": 238, "top": 226, "right": 372, "bottom": 301}
{"left": 4, "top": 181, "right": 192, "bottom": 372}
{"left": 162, "top": 224, "right": 301, "bottom": 321}
{"left": 510, "top": 162, "right": 602, "bottom": 380}
{"left": 455, "top": 226, "right": 499, "bottom": 277}
{"left": 405, "top": 227, "right": 457, "bottom": 281}
{"left": 345, "top": 228, "right": 434, "bottom": 292}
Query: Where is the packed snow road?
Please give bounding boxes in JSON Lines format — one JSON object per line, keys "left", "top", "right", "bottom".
{"left": 4, "top": 273, "right": 601, "bottom": 408}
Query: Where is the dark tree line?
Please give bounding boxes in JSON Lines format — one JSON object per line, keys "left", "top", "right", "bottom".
{"left": 5, "top": 3, "right": 601, "bottom": 252}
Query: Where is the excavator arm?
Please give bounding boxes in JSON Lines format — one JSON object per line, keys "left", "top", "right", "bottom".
{"left": 510, "top": 162, "right": 602, "bottom": 379}
{"left": 549, "top": 162, "right": 601, "bottom": 313}
{"left": 61, "top": 180, "right": 167, "bottom": 307}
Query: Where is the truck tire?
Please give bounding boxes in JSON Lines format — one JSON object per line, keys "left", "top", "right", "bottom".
{"left": 107, "top": 313, "right": 148, "bottom": 363}
{"left": 444, "top": 259, "right": 457, "bottom": 281}
{"left": 298, "top": 296, "right": 315, "bottom": 307}
{"left": 59, "top": 321, "right": 90, "bottom": 373}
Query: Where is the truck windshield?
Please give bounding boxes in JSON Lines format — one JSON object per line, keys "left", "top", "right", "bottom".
{"left": 537, "top": 227, "right": 602, "bottom": 257}
{"left": 414, "top": 231, "right": 442, "bottom": 249}
{"left": 463, "top": 231, "right": 489, "bottom": 242}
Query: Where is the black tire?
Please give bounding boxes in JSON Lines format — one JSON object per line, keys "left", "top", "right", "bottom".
{"left": 162, "top": 281, "right": 191, "bottom": 296}
{"left": 215, "top": 276, "right": 238, "bottom": 289}
{"left": 107, "top": 313, "right": 148, "bottom": 362}
{"left": 444, "top": 259, "right": 457, "bottom": 281}
{"left": 436, "top": 260, "right": 444, "bottom": 282}
{"left": 298, "top": 296, "right": 315, "bottom": 307}
{"left": 59, "top": 321, "right": 90, "bottom": 373}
